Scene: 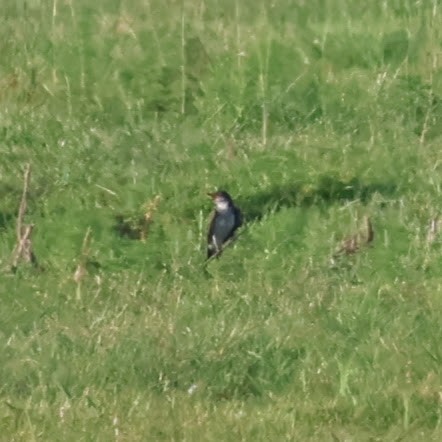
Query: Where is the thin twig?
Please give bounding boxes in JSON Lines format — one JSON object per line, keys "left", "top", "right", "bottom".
{"left": 426, "top": 216, "right": 439, "bottom": 245}
{"left": 95, "top": 183, "right": 118, "bottom": 197}
{"left": 81, "top": 227, "right": 92, "bottom": 256}
{"left": 11, "top": 164, "right": 40, "bottom": 272}
{"left": 12, "top": 224, "right": 34, "bottom": 269}
{"left": 16, "top": 164, "right": 31, "bottom": 241}
{"left": 73, "top": 227, "right": 92, "bottom": 283}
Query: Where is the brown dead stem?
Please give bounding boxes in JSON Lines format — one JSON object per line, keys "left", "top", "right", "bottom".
{"left": 11, "top": 164, "right": 40, "bottom": 272}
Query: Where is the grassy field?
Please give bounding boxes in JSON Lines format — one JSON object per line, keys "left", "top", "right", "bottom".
{"left": 1, "top": 0, "right": 442, "bottom": 440}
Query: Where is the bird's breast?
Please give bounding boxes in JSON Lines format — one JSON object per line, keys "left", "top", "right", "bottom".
{"left": 214, "top": 212, "right": 235, "bottom": 238}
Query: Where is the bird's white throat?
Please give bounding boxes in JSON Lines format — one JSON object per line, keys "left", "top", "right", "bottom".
{"left": 215, "top": 200, "right": 230, "bottom": 212}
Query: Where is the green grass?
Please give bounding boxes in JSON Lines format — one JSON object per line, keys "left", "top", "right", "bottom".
{"left": 1, "top": 0, "right": 442, "bottom": 440}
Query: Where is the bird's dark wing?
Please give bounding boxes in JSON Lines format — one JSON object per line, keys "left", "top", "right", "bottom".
{"left": 222, "top": 205, "right": 242, "bottom": 244}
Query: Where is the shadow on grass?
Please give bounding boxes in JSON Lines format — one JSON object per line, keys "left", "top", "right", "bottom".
{"left": 239, "top": 175, "right": 397, "bottom": 222}
{"left": 0, "top": 211, "right": 15, "bottom": 231}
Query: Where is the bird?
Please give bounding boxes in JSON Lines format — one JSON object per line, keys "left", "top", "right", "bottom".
{"left": 206, "top": 190, "right": 242, "bottom": 259}
{"left": 333, "top": 215, "right": 374, "bottom": 258}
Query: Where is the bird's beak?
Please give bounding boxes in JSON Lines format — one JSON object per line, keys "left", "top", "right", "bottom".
{"left": 207, "top": 192, "right": 215, "bottom": 198}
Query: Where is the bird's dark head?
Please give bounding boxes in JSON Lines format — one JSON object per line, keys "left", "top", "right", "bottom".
{"left": 207, "top": 190, "right": 233, "bottom": 210}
